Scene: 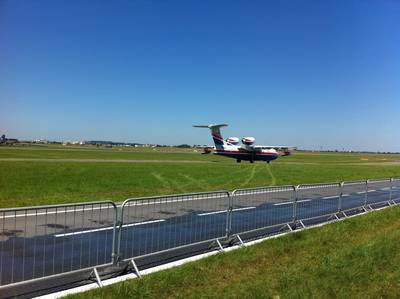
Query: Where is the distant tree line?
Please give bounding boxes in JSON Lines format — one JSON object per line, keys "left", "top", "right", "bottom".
{"left": 175, "top": 144, "right": 192, "bottom": 148}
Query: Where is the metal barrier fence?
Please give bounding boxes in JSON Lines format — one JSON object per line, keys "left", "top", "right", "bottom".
{"left": 116, "top": 191, "right": 230, "bottom": 262}
{"left": 296, "top": 183, "right": 341, "bottom": 221}
{"left": 230, "top": 186, "right": 295, "bottom": 236}
{"left": 366, "top": 179, "right": 392, "bottom": 206}
{"left": 0, "top": 201, "right": 117, "bottom": 286}
{"left": 393, "top": 178, "right": 400, "bottom": 203}
{"left": 341, "top": 180, "right": 367, "bottom": 212}
{"left": 1, "top": 178, "right": 399, "bottom": 289}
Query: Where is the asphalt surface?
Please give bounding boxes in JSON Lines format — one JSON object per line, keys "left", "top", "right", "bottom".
{"left": 1, "top": 183, "right": 400, "bottom": 287}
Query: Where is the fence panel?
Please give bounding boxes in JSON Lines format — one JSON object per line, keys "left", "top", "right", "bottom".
{"left": 230, "top": 186, "right": 295, "bottom": 235}
{"left": 118, "top": 191, "right": 229, "bottom": 261}
{"left": 296, "top": 183, "right": 340, "bottom": 220}
{"left": 0, "top": 201, "right": 117, "bottom": 286}
{"left": 341, "top": 181, "right": 368, "bottom": 212}
{"left": 392, "top": 178, "right": 400, "bottom": 204}
{"left": 366, "top": 179, "right": 392, "bottom": 206}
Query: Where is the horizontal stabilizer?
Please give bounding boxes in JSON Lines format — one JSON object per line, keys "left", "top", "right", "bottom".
{"left": 193, "top": 124, "right": 228, "bottom": 129}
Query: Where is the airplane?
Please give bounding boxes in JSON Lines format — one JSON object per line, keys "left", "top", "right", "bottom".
{"left": 193, "top": 124, "right": 293, "bottom": 163}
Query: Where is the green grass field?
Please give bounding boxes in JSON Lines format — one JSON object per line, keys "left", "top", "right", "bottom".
{"left": 1, "top": 145, "right": 400, "bottom": 208}
{"left": 67, "top": 204, "right": 400, "bottom": 299}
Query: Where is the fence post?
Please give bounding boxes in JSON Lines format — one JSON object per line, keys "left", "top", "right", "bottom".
{"left": 112, "top": 204, "right": 124, "bottom": 265}
{"left": 390, "top": 178, "right": 393, "bottom": 202}
{"left": 225, "top": 191, "right": 234, "bottom": 238}
{"left": 293, "top": 185, "right": 299, "bottom": 224}
{"left": 338, "top": 182, "right": 343, "bottom": 213}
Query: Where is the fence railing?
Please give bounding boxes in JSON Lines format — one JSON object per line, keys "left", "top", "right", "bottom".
{"left": 296, "top": 183, "right": 341, "bottom": 221}
{"left": 116, "top": 191, "right": 230, "bottom": 262}
{"left": 1, "top": 178, "right": 399, "bottom": 288}
{"left": 230, "top": 186, "right": 295, "bottom": 236}
{"left": 0, "top": 201, "right": 117, "bottom": 286}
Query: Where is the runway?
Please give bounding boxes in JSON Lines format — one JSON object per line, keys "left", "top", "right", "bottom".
{"left": 0, "top": 185, "right": 399, "bottom": 287}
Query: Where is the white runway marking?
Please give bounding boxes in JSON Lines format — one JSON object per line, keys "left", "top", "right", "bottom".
{"left": 273, "top": 199, "right": 311, "bottom": 206}
{"left": 54, "top": 219, "right": 165, "bottom": 237}
{"left": 273, "top": 202, "right": 291, "bottom": 206}
{"left": 356, "top": 189, "right": 378, "bottom": 195}
{"left": 197, "top": 206, "right": 255, "bottom": 216}
{"left": 322, "top": 195, "right": 339, "bottom": 199}
{"left": 197, "top": 210, "right": 227, "bottom": 216}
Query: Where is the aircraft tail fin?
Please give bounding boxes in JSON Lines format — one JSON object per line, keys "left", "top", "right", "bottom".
{"left": 193, "top": 124, "right": 228, "bottom": 149}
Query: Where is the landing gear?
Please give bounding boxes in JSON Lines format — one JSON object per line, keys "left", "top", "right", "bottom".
{"left": 236, "top": 159, "right": 241, "bottom": 163}
{"left": 266, "top": 161, "right": 270, "bottom": 164}
{"left": 250, "top": 160, "right": 254, "bottom": 163}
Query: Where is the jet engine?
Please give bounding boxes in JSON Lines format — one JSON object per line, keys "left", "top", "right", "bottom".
{"left": 226, "top": 137, "right": 240, "bottom": 145}
{"left": 242, "top": 137, "right": 255, "bottom": 145}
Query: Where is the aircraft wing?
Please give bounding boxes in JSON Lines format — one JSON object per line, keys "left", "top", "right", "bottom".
{"left": 253, "top": 145, "right": 295, "bottom": 156}
{"left": 254, "top": 146, "right": 296, "bottom": 150}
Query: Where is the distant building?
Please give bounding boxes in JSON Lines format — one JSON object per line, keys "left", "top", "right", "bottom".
{"left": 33, "top": 139, "right": 49, "bottom": 144}
{"left": 0, "top": 134, "right": 19, "bottom": 144}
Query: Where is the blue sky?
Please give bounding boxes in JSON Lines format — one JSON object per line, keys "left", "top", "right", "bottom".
{"left": 1, "top": 0, "right": 399, "bottom": 151}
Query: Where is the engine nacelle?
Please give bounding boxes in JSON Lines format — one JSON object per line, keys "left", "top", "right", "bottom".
{"left": 242, "top": 137, "right": 255, "bottom": 145}
{"left": 226, "top": 137, "right": 240, "bottom": 145}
